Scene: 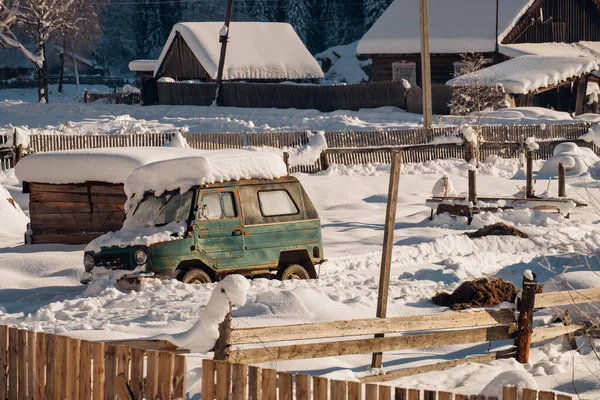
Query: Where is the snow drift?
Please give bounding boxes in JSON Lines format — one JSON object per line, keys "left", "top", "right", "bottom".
{"left": 537, "top": 143, "right": 600, "bottom": 178}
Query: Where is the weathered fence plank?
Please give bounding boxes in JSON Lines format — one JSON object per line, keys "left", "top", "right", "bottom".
{"left": 92, "top": 341, "right": 105, "bottom": 400}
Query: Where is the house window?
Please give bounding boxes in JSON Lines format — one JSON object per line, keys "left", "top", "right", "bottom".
{"left": 453, "top": 59, "right": 492, "bottom": 76}
{"left": 392, "top": 62, "right": 416, "bottom": 85}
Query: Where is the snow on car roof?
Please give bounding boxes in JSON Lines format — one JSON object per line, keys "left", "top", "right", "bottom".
{"left": 446, "top": 55, "right": 599, "bottom": 94}
{"left": 15, "top": 147, "right": 205, "bottom": 185}
{"left": 154, "top": 22, "right": 324, "bottom": 81}
{"left": 124, "top": 150, "right": 288, "bottom": 198}
{"left": 357, "top": 0, "right": 533, "bottom": 55}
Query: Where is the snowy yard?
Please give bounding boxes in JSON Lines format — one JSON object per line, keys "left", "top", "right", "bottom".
{"left": 2, "top": 155, "right": 600, "bottom": 398}
{"left": 1, "top": 88, "right": 600, "bottom": 398}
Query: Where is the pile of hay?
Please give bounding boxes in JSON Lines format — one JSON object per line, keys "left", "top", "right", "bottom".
{"left": 432, "top": 277, "right": 518, "bottom": 310}
{"left": 466, "top": 223, "right": 528, "bottom": 239}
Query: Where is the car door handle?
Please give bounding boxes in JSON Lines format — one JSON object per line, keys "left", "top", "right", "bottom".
{"left": 232, "top": 230, "right": 243, "bottom": 236}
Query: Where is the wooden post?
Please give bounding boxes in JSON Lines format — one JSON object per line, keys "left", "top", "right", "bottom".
{"left": 214, "top": 304, "right": 233, "bottom": 361}
{"left": 215, "top": 0, "right": 234, "bottom": 87}
{"left": 558, "top": 163, "right": 566, "bottom": 198}
{"left": 563, "top": 310, "right": 578, "bottom": 351}
{"left": 320, "top": 150, "right": 330, "bottom": 171}
{"left": 516, "top": 271, "right": 537, "bottom": 363}
{"left": 419, "top": 0, "right": 433, "bottom": 129}
{"left": 526, "top": 150, "right": 534, "bottom": 198}
{"left": 574, "top": 77, "right": 587, "bottom": 116}
{"left": 371, "top": 150, "right": 402, "bottom": 369}
{"left": 468, "top": 169, "right": 477, "bottom": 204}
{"left": 283, "top": 152, "right": 291, "bottom": 175}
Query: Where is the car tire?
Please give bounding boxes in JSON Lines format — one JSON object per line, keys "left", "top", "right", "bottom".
{"left": 277, "top": 264, "right": 310, "bottom": 280}
{"left": 178, "top": 268, "right": 212, "bottom": 284}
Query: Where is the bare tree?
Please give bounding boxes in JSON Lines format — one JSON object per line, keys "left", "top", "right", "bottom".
{"left": 0, "top": 0, "right": 99, "bottom": 103}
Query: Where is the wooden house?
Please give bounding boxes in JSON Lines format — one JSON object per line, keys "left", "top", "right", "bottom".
{"left": 357, "top": 0, "right": 600, "bottom": 86}
{"left": 0, "top": 48, "right": 35, "bottom": 80}
{"left": 152, "top": 22, "right": 323, "bottom": 83}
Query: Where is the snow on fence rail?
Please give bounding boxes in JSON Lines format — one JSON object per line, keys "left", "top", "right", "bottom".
{"left": 0, "top": 325, "right": 187, "bottom": 400}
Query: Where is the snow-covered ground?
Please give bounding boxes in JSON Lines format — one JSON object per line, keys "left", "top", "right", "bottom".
{"left": 2, "top": 155, "right": 600, "bottom": 398}
{"left": 2, "top": 85, "right": 599, "bottom": 138}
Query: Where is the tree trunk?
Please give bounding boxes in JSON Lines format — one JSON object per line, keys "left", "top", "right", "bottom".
{"left": 58, "top": 37, "right": 66, "bottom": 94}
{"left": 37, "top": 42, "right": 49, "bottom": 104}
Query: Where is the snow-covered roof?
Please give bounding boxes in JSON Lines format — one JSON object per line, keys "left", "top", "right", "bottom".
{"left": 124, "top": 150, "right": 287, "bottom": 198}
{"left": 155, "top": 22, "right": 324, "bottom": 80}
{"left": 446, "top": 55, "right": 599, "bottom": 94}
{"left": 357, "top": 0, "right": 534, "bottom": 55}
{"left": 499, "top": 42, "right": 593, "bottom": 58}
{"left": 15, "top": 148, "right": 205, "bottom": 185}
{"left": 129, "top": 60, "right": 158, "bottom": 72}
{"left": 0, "top": 47, "right": 36, "bottom": 69}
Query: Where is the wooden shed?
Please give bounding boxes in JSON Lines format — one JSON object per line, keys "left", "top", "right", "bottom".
{"left": 15, "top": 147, "right": 198, "bottom": 245}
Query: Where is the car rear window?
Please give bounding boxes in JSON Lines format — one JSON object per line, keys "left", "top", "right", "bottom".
{"left": 258, "top": 190, "right": 299, "bottom": 217}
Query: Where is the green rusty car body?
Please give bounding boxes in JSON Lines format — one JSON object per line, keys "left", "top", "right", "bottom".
{"left": 82, "top": 176, "right": 325, "bottom": 284}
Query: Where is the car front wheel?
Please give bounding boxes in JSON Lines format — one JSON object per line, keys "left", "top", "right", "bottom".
{"left": 178, "top": 268, "right": 212, "bottom": 284}
{"left": 277, "top": 264, "right": 310, "bottom": 280}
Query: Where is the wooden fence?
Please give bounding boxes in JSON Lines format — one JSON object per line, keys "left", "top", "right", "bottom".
{"left": 1, "top": 123, "right": 594, "bottom": 173}
{"left": 214, "top": 283, "right": 600, "bottom": 384}
{"left": 201, "top": 359, "right": 571, "bottom": 400}
{"left": 0, "top": 326, "right": 186, "bottom": 400}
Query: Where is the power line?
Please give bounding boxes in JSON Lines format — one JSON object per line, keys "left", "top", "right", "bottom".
{"left": 84, "top": 0, "right": 367, "bottom": 6}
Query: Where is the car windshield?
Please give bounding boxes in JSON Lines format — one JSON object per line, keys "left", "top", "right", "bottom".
{"left": 129, "top": 190, "right": 195, "bottom": 228}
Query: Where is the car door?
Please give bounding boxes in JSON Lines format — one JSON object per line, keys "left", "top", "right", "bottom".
{"left": 195, "top": 188, "right": 244, "bottom": 264}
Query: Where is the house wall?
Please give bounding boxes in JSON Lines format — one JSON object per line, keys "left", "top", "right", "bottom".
{"left": 158, "top": 33, "right": 210, "bottom": 81}
{"left": 371, "top": 53, "right": 495, "bottom": 85}
{"left": 503, "top": 0, "right": 600, "bottom": 44}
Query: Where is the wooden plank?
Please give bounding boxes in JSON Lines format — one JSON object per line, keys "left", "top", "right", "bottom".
{"left": 230, "top": 310, "right": 516, "bottom": 344}
{"left": 215, "top": 360, "right": 231, "bottom": 400}
{"left": 146, "top": 351, "right": 159, "bottom": 400}
{"left": 248, "top": 365, "right": 260, "bottom": 400}
{"left": 258, "top": 368, "right": 274, "bottom": 400}
{"left": 230, "top": 363, "right": 247, "bottom": 400}
{"left": 29, "top": 183, "right": 89, "bottom": 194}
{"left": 230, "top": 325, "right": 514, "bottom": 364}
{"left": 278, "top": 371, "right": 293, "bottom": 400}
{"left": 503, "top": 386, "right": 517, "bottom": 400}
{"left": 31, "top": 233, "right": 104, "bottom": 245}
{"left": 296, "top": 374, "right": 310, "bottom": 400}
{"left": 535, "top": 288, "right": 600, "bottom": 309}
{"left": 55, "top": 335, "right": 67, "bottom": 400}
{"left": 67, "top": 338, "right": 81, "bottom": 400}
{"left": 115, "top": 373, "right": 133, "bottom": 399}
{"left": 26, "top": 332, "right": 35, "bottom": 400}
{"left": 0, "top": 326, "right": 6, "bottom": 400}
{"left": 408, "top": 389, "right": 419, "bottom": 400}
{"left": 538, "top": 392, "right": 556, "bottom": 400}
{"left": 116, "top": 346, "right": 130, "bottom": 383}
{"left": 35, "top": 332, "right": 46, "bottom": 400}
{"left": 522, "top": 388, "right": 537, "bottom": 400}
{"left": 129, "top": 349, "right": 144, "bottom": 400}
{"left": 365, "top": 384, "right": 378, "bottom": 400}
{"left": 438, "top": 392, "right": 452, "bottom": 400}
{"left": 331, "top": 379, "right": 347, "bottom": 400}
{"left": 104, "top": 345, "right": 116, "bottom": 400}
{"left": 173, "top": 355, "right": 187, "bottom": 400}
{"left": 555, "top": 395, "right": 572, "bottom": 400}
{"left": 29, "top": 191, "right": 126, "bottom": 204}
{"left": 532, "top": 325, "right": 583, "bottom": 344}
{"left": 104, "top": 339, "right": 185, "bottom": 353}
{"left": 202, "top": 359, "right": 216, "bottom": 400}
{"left": 30, "top": 201, "right": 124, "bottom": 213}
{"left": 424, "top": 390, "right": 436, "bottom": 400}
{"left": 349, "top": 381, "right": 362, "bottom": 400}
{"left": 313, "top": 376, "right": 328, "bottom": 400}
{"left": 395, "top": 388, "right": 407, "bottom": 400}
{"left": 80, "top": 340, "right": 92, "bottom": 400}
{"left": 157, "top": 351, "right": 174, "bottom": 400}
{"left": 8, "top": 328, "right": 18, "bottom": 400}
{"left": 17, "top": 330, "right": 26, "bottom": 400}
{"left": 379, "top": 385, "right": 392, "bottom": 400}
{"left": 92, "top": 341, "right": 105, "bottom": 400}
{"left": 45, "top": 334, "right": 56, "bottom": 400}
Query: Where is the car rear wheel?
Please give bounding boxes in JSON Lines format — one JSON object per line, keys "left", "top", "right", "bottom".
{"left": 178, "top": 268, "right": 212, "bottom": 284}
{"left": 277, "top": 264, "right": 310, "bottom": 280}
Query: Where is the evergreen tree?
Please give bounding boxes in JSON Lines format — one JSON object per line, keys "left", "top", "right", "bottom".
{"left": 139, "top": 0, "right": 164, "bottom": 59}
{"left": 182, "top": 0, "right": 227, "bottom": 22}
{"left": 97, "top": 3, "right": 136, "bottom": 75}
{"left": 364, "top": 0, "right": 392, "bottom": 29}
{"left": 250, "top": 0, "right": 275, "bottom": 22}
{"left": 286, "top": 0, "right": 312, "bottom": 45}
{"left": 160, "top": 0, "right": 182, "bottom": 38}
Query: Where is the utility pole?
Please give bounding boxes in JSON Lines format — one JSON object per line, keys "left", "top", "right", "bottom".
{"left": 419, "top": 0, "right": 433, "bottom": 129}
{"left": 215, "top": 0, "right": 234, "bottom": 87}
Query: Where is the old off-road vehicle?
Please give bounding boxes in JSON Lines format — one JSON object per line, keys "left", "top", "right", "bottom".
{"left": 81, "top": 152, "right": 324, "bottom": 286}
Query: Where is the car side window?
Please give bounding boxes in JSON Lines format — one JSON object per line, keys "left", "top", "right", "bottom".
{"left": 258, "top": 190, "right": 299, "bottom": 217}
{"left": 200, "top": 192, "right": 237, "bottom": 220}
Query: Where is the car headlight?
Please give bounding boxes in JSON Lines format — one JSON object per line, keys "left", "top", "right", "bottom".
{"left": 83, "top": 254, "right": 95, "bottom": 272}
{"left": 135, "top": 248, "right": 148, "bottom": 265}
